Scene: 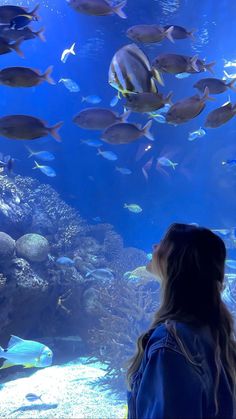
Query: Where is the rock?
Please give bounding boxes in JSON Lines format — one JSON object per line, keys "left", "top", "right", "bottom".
{"left": 0, "top": 232, "right": 15, "bottom": 266}
{"left": 16, "top": 234, "right": 50, "bottom": 262}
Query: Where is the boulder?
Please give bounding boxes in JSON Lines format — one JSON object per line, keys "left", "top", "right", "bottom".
{"left": 0, "top": 232, "right": 15, "bottom": 266}
{"left": 16, "top": 234, "right": 50, "bottom": 262}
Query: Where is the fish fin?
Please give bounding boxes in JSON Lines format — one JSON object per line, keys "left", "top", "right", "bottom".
{"left": 43, "top": 66, "right": 55, "bottom": 85}
{"left": 0, "top": 360, "right": 15, "bottom": 370}
{"left": 70, "top": 42, "right": 76, "bottom": 55}
{"left": 8, "top": 335, "right": 25, "bottom": 349}
{"left": 205, "top": 61, "right": 216, "bottom": 74}
{"left": 227, "top": 78, "right": 236, "bottom": 92}
{"left": 142, "top": 120, "right": 154, "bottom": 141}
{"left": 11, "top": 37, "right": 24, "bottom": 58}
{"left": 121, "top": 110, "right": 131, "bottom": 122}
{"left": 165, "top": 26, "right": 175, "bottom": 43}
{"left": 35, "top": 27, "right": 46, "bottom": 42}
{"left": 23, "top": 364, "right": 34, "bottom": 369}
{"left": 113, "top": 1, "right": 127, "bottom": 19}
{"left": 49, "top": 121, "right": 64, "bottom": 142}
{"left": 30, "top": 3, "right": 40, "bottom": 20}
{"left": 164, "top": 91, "right": 173, "bottom": 105}
{"left": 202, "top": 86, "right": 215, "bottom": 102}
{"left": 190, "top": 55, "right": 199, "bottom": 72}
{"left": 152, "top": 68, "right": 165, "bottom": 86}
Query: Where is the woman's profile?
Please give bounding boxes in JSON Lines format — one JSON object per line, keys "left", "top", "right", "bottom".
{"left": 126, "top": 223, "right": 236, "bottom": 419}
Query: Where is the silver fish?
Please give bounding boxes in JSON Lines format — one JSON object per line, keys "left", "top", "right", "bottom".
{"left": 101, "top": 120, "right": 154, "bottom": 144}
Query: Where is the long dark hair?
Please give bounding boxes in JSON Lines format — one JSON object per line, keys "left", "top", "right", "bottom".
{"left": 126, "top": 223, "right": 236, "bottom": 413}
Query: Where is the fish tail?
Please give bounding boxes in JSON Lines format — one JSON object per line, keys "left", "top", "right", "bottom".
{"left": 11, "top": 37, "right": 24, "bottom": 58}
{"left": 30, "top": 3, "right": 40, "bottom": 20}
{"left": 70, "top": 42, "right": 76, "bottom": 55}
{"left": 33, "top": 160, "right": 40, "bottom": 169}
{"left": 151, "top": 68, "right": 165, "bottom": 86}
{"left": 121, "top": 110, "right": 131, "bottom": 122}
{"left": 205, "top": 61, "right": 216, "bottom": 74}
{"left": 165, "top": 26, "right": 175, "bottom": 43}
{"left": 0, "top": 345, "right": 5, "bottom": 355}
{"left": 81, "top": 97, "right": 86, "bottom": 102}
{"left": 227, "top": 78, "right": 236, "bottom": 92}
{"left": 124, "top": 203, "right": 128, "bottom": 208}
{"left": 188, "top": 29, "right": 196, "bottom": 40}
{"left": 36, "top": 27, "right": 46, "bottom": 42}
{"left": 49, "top": 121, "right": 64, "bottom": 142}
{"left": 172, "top": 163, "right": 178, "bottom": 170}
{"left": 113, "top": 1, "right": 127, "bottom": 19}
{"left": 25, "top": 146, "right": 34, "bottom": 158}
{"left": 142, "top": 120, "right": 154, "bottom": 141}
{"left": 164, "top": 91, "right": 173, "bottom": 105}
{"left": 223, "top": 70, "right": 231, "bottom": 79}
{"left": 43, "top": 66, "right": 55, "bottom": 85}
{"left": 97, "top": 149, "right": 102, "bottom": 156}
{"left": 190, "top": 55, "right": 200, "bottom": 72}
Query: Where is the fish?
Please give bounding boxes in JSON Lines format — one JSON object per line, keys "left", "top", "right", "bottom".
{"left": 81, "top": 139, "right": 103, "bottom": 147}
{"left": 0, "top": 66, "right": 55, "bottom": 87}
{"left": 0, "top": 115, "right": 63, "bottom": 142}
{"left": 73, "top": 108, "right": 130, "bottom": 130}
{"left": 10, "top": 14, "right": 35, "bottom": 30}
{"left": 101, "top": 120, "right": 154, "bottom": 144}
{"left": 85, "top": 268, "right": 115, "bottom": 281}
{"left": 61, "top": 42, "right": 76, "bottom": 64}
{"left": 175, "top": 72, "right": 191, "bottom": 79}
{"left": 26, "top": 148, "right": 55, "bottom": 161}
{"left": 157, "top": 157, "right": 178, "bottom": 170}
{"left": 159, "top": 103, "right": 171, "bottom": 114}
{"left": 126, "top": 24, "right": 174, "bottom": 44}
{"left": 0, "top": 335, "right": 53, "bottom": 370}
{"left": 124, "top": 92, "right": 173, "bottom": 113}
{"left": 124, "top": 203, "right": 142, "bottom": 213}
{"left": 205, "top": 102, "right": 236, "bottom": 128}
{"left": 152, "top": 53, "right": 199, "bottom": 75}
{"left": 92, "top": 216, "right": 102, "bottom": 222}
{"left": 166, "top": 87, "right": 212, "bottom": 125}
{"left": 33, "top": 161, "right": 56, "bottom": 177}
{"left": 0, "top": 4, "right": 39, "bottom": 24}
{"left": 188, "top": 128, "right": 206, "bottom": 141}
{"left": 194, "top": 78, "right": 236, "bottom": 94}
{"left": 56, "top": 257, "right": 75, "bottom": 266}
{"left": 222, "top": 159, "right": 236, "bottom": 167}
{"left": 153, "top": 53, "right": 215, "bottom": 75}
{"left": 59, "top": 78, "right": 80, "bottom": 92}
{"left": 110, "top": 94, "right": 120, "bottom": 107}
{"left": 164, "top": 25, "right": 195, "bottom": 40}
{"left": 68, "top": 0, "right": 127, "bottom": 19}
{"left": 25, "top": 393, "right": 42, "bottom": 403}
{"left": 109, "top": 43, "right": 163, "bottom": 96}
{"left": 226, "top": 260, "right": 236, "bottom": 269}
{"left": 0, "top": 26, "right": 45, "bottom": 43}
{"left": 97, "top": 149, "right": 118, "bottom": 161}
{"left": 81, "top": 95, "right": 102, "bottom": 104}
{"left": 223, "top": 59, "right": 236, "bottom": 68}
{"left": 115, "top": 166, "right": 132, "bottom": 175}
{"left": 0, "top": 37, "right": 24, "bottom": 58}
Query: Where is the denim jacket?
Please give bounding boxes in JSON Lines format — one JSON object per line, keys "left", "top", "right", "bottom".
{"left": 127, "top": 321, "right": 235, "bottom": 419}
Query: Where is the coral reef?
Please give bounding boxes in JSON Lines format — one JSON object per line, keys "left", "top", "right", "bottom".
{"left": 16, "top": 234, "right": 50, "bottom": 262}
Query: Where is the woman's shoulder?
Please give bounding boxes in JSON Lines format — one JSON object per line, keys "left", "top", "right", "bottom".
{"left": 146, "top": 320, "right": 213, "bottom": 360}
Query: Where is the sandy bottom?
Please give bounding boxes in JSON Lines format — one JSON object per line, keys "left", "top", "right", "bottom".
{"left": 0, "top": 357, "right": 126, "bottom": 418}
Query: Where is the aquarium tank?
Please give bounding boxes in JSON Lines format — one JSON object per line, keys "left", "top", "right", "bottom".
{"left": 0, "top": 0, "right": 235, "bottom": 417}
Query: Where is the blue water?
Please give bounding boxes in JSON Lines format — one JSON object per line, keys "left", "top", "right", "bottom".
{"left": 0, "top": 0, "right": 235, "bottom": 250}
{"left": 1, "top": 1, "right": 236, "bottom": 415}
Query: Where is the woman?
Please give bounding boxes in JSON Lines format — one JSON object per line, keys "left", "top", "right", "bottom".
{"left": 126, "top": 223, "right": 236, "bottom": 419}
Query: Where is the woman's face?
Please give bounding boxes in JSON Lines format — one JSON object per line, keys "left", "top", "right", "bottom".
{"left": 146, "top": 243, "right": 162, "bottom": 280}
